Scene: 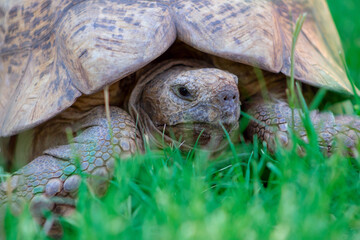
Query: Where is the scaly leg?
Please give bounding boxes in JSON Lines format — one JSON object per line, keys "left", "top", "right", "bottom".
{"left": 245, "top": 95, "right": 360, "bottom": 154}
{"left": 0, "top": 106, "right": 142, "bottom": 222}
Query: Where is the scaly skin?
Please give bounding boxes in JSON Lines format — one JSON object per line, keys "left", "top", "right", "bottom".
{"left": 130, "top": 61, "right": 240, "bottom": 150}
{"left": 0, "top": 63, "right": 240, "bottom": 226}
{"left": 0, "top": 106, "right": 142, "bottom": 214}
{"left": 246, "top": 95, "right": 360, "bottom": 154}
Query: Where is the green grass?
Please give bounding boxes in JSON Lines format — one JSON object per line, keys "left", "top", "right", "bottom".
{"left": 2, "top": 1, "right": 360, "bottom": 239}
{"left": 328, "top": 0, "right": 360, "bottom": 87}
{"left": 4, "top": 138, "right": 360, "bottom": 239}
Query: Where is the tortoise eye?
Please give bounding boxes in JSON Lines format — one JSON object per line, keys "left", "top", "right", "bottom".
{"left": 178, "top": 87, "right": 191, "bottom": 97}
{"left": 173, "top": 85, "right": 193, "bottom": 101}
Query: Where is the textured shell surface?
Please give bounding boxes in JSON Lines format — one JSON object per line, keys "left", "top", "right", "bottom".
{"left": 0, "top": 0, "right": 351, "bottom": 137}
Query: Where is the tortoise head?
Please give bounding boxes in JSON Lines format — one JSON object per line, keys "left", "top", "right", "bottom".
{"left": 133, "top": 60, "right": 240, "bottom": 149}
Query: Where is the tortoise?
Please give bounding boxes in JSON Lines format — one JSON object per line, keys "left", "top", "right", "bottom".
{"left": 0, "top": 0, "right": 359, "bottom": 228}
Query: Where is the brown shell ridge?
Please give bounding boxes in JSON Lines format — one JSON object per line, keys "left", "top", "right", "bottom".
{"left": 172, "top": 0, "right": 284, "bottom": 72}
{"left": 0, "top": 50, "right": 33, "bottom": 134}
{"left": 0, "top": 0, "right": 89, "bottom": 137}
{"left": 0, "top": 1, "right": 177, "bottom": 137}
{"left": 273, "top": 0, "right": 353, "bottom": 94}
{"left": 0, "top": 0, "right": 86, "bottom": 54}
{"left": 0, "top": 0, "right": 355, "bottom": 137}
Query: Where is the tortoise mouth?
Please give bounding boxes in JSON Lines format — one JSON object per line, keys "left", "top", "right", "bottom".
{"left": 157, "top": 121, "right": 238, "bottom": 147}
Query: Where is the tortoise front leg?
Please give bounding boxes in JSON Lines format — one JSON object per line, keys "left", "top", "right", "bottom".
{"left": 0, "top": 106, "right": 142, "bottom": 222}
{"left": 245, "top": 95, "right": 360, "bottom": 154}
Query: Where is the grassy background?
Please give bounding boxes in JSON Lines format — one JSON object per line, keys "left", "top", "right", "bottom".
{"left": 328, "top": 0, "right": 360, "bottom": 86}
{"left": 2, "top": 1, "right": 360, "bottom": 239}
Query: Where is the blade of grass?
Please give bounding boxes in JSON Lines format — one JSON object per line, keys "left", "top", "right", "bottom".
{"left": 287, "top": 13, "right": 307, "bottom": 129}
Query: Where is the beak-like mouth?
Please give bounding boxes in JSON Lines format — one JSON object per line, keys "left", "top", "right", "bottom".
{"left": 159, "top": 121, "right": 239, "bottom": 148}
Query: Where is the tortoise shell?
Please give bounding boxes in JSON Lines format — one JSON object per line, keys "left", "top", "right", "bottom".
{"left": 0, "top": 0, "right": 351, "bottom": 137}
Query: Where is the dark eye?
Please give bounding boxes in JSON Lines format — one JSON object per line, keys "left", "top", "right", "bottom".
{"left": 178, "top": 87, "right": 191, "bottom": 97}
{"left": 173, "top": 85, "right": 194, "bottom": 101}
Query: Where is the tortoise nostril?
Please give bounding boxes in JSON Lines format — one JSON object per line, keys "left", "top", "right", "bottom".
{"left": 222, "top": 93, "right": 236, "bottom": 102}
{"left": 218, "top": 90, "right": 239, "bottom": 109}
{"left": 216, "top": 88, "right": 240, "bottom": 124}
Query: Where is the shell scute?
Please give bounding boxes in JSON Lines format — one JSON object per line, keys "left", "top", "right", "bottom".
{"left": 0, "top": 0, "right": 352, "bottom": 137}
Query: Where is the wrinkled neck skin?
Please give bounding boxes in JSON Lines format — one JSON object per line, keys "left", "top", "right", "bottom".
{"left": 129, "top": 60, "right": 241, "bottom": 152}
